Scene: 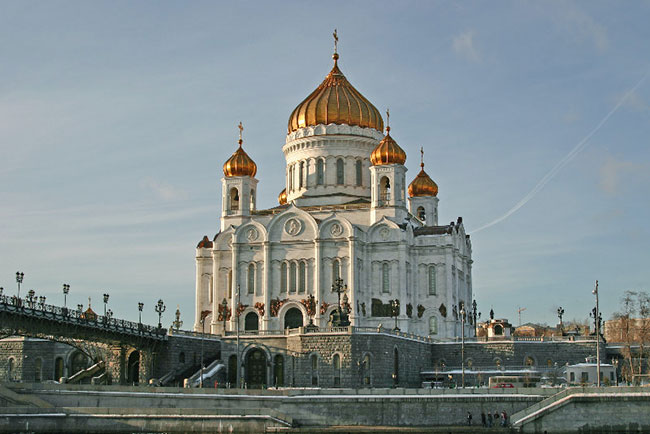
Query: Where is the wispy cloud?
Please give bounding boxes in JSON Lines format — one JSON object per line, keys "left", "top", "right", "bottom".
{"left": 452, "top": 30, "right": 480, "bottom": 62}
{"left": 599, "top": 156, "right": 642, "bottom": 195}
{"left": 141, "top": 177, "right": 188, "bottom": 201}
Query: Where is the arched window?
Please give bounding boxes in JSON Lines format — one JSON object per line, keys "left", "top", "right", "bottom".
{"left": 362, "top": 354, "right": 371, "bottom": 386}
{"left": 355, "top": 160, "right": 362, "bottom": 186}
{"left": 247, "top": 264, "right": 255, "bottom": 294}
{"left": 34, "top": 358, "right": 42, "bottom": 382}
{"left": 299, "top": 161, "right": 304, "bottom": 189}
{"left": 494, "top": 324, "right": 504, "bottom": 335}
{"left": 250, "top": 189, "right": 255, "bottom": 210}
{"left": 230, "top": 187, "right": 239, "bottom": 211}
{"left": 289, "top": 165, "right": 294, "bottom": 191}
{"left": 429, "top": 316, "right": 438, "bottom": 335}
{"left": 299, "top": 262, "right": 306, "bottom": 293}
{"left": 336, "top": 159, "right": 344, "bottom": 185}
{"left": 332, "top": 259, "right": 340, "bottom": 283}
{"left": 274, "top": 355, "right": 284, "bottom": 387}
{"left": 228, "top": 269, "right": 233, "bottom": 299}
{"left": 333, "top": 354, "right": 341, "bottom": 386}
{"left": 208, "top": 277, "right": 213, "bottom": 303}
{"left": 428, "top": 266, "right": 436, "bottom": 296}
{"left": 289, "top": 262, "right": 297, "bottom": 293}
{"left": 280, "top": 263, "right": 287, "bottom": 293}
{"left": 245, "top": 312, "right": 259, "bottom": 331}
{"left": 311, "top": 354, "right": 319, "bottom": 386}
{"left": 417, "top": 206, "right": 426, "bottom": 221}
{"left": 316, "top": 159, "right": 324, "bottom": 185}
{"left": 54, "top": 357, "right": 64, "bottom": 381}
{"left": 284, "top": 307, "right": 303, "bottom": 329}
{"left": 379, "top": 177, "right": 391, "bottom": 205}
{"left": 382, "top": 263, "right": 390, "bottom": 293}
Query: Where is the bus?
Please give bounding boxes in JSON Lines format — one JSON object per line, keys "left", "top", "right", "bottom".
{"left": 489, "top": 375, "right": 540, "bottom": 388}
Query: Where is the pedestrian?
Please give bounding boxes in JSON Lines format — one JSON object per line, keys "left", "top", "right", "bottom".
{"left": 467, "top": 411, "right": 472, "bottom": 426}
{"left": 501, "top": 410, "right": 508, "bottom": 427}
{"left": 487, "top": 412, "right": 493, "bottom": 428}
{"left": 481, "top": 411, "right": 486, "bottom": 427}
{"left": 494, "top": 410, "right": 499, "bottom": 423}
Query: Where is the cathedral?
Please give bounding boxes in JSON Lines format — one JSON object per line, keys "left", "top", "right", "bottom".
{"left": 194, "top": 42, "right": 473, "bottom": 340}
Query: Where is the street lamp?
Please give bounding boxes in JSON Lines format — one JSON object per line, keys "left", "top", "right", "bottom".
{"left": 460, "top": 305, "right": 466, "bottom": 389}
{"left": 106, "top": 309, "right": 113, "bottom": 322}
{"left": 103, "top": 293, "right": 109, "bottom": 317}
{"left": 592, "top": 280, "right": 601, "bottom": 387}
{"left": 390, "top": 299, "right": 400, "bottom": 331}
{"left": 27, "top": 290, "right": 36, "bottom": 308}
{"left": 172, "top": 306, "right": 183, "bottom": 331}
{"left": 199, "top": 309, "right": 211, "bottom": 388}
{"left": 38, "top": 296, "right": 46, "bottom": 309}
{"left": 557, "top": 307, "right": 565, "bottom": 329}
{"left": 330, "top": 278, "right": 349, "bottom": 327}
{"left": 155, "top": 299, "right": 166, "bottom": 328}
{"left": 15, "top": 271, "right": 24, "bottom": 298}
{"left": 138, "top": 302, "right": 144, "bottom": 325}
{"left": 472, "top": 300, "right": 478, "bottom": 336}
{"left": 62, "top": 284, "right": 70, "bottom": 308}
{"left": 221, "top": 298, "right": 228, "bottom": 332}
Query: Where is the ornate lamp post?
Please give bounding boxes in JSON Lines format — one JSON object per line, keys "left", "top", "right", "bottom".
{"left": 390, "top": 299, "right": 400, "bottom": 331}
{"left": 27, "top": 290, "right": 36, "bottom": 308}
{"left": 460, "top": 305, "right": 466, "bottom": 389}
{"left": 155, "top": 299, "right": 166, "bottom": 328}
{"left": 77, "top": 304, "right": 83, "bottom": 314}
{"left": 557, "top": 307, "right": 565, "bottom": 327}
{"left": 472, "top": 300, "right": 478, "bottom": 334}
{"left": 330, "top": 278, "right": 349, "bottom": 327}
{"left": 172, "top": 306, "right": 183, "bottom": 331}
{"left": 62, "top": 284, "right": 70, "bottom": 309}
{"left": 38, "top": 296, "right": 46, "bottom": 309}
{"left": 103, "top": 293, "right": 109, "bottom": 317}
{"left": 221, "top": 298, "right": 228, "bottom": 332}
{"left": 592, "top": 280, "right": 601, "bottom": 387}
{"left": 199, "top": 309, "right": 211, "bottom": 388}
{"left": 15, "top": 271, "right": 24, "bottom": 298}
{"left": 138, "top": 302, "right": 144, "bottom": 325}
{"left": 106, "top": 309, "right": 113, "bottom": 322}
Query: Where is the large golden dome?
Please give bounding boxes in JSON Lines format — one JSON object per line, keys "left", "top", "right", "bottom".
{"left": 288, "top": 53, "right": 384, "bottom": 134}
{"left": 408, "top": 150, "right": 438, "bottom": 197}
{"left": 370, "top": 126, "right": 407, "bottom": 166}
{"left": 223, "top": 139, "right": 257, "bottom": 178}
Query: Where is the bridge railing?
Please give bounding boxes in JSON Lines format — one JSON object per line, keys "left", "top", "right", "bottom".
{"left": 0, "top": 294, "right": 166, "bottom": 340}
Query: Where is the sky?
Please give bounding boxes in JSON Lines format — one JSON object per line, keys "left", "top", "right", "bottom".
{"left": 1, "top": 1, "right": 649, "bottom": 329}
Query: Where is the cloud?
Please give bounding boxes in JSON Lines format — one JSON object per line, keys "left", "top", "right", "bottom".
{"left": 599, "top": 156, "right": 641, "bottom": 195}
{"left": 141, "top": 177, "right": 188, "bottom": 201}
{"left": 452, "top": 30, "right": 480, "bottom": 62}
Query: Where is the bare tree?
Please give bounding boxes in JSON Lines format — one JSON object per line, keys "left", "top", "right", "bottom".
{"left": 613, "top": 291, "right": 650, "bottom": 385}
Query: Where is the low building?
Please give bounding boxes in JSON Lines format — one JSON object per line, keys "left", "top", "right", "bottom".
{"left": 565, "top": 362, "right": 616, "bottom": 386}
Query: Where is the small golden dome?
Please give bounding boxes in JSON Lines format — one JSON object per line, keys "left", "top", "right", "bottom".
{"left": 370, "top": 125, "right": 407, "bottom": 166}
{"left": 288, "top": 53, "right": 384, "bottom": 134}
{"left": 278, "top": 188, "right": 287, "bottom": 205}
{"left": 408, "top": 149, "right": 438, "bottom": 197}
{"left": 223, "top": 123, "right": 257, "bottom": 178}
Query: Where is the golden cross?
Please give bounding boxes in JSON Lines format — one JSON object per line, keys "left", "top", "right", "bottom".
{"left": 333, "top": 28, "right": 338, "bottom": 54}
{"left": 88, "top": 296, "right": 91, "bottom": 308}
{"left": 238, "top": 121, "right": 243, "bottom": 144}
{"left": 420, "top": 147, "right": 425, "bottom": 168}
{"left": 386, "top": 108, "right": 390, "bottom": 131}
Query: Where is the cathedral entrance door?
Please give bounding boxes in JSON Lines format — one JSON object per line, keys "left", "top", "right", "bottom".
{"left": 127, "top": 350, "right": 140, "bottom": 385}
{"left": 245, "top": 348, "right": 267, "bottom": 388}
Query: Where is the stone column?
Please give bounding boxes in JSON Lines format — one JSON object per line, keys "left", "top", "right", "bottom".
{"left": 230, "top": 243, "right": 240, "bottom": 331}
{"left": 398, "top": 242, "right": 407, "bottom": 331}
{"left": 211, "top": 249, "right": 220, "bottom": 334}
{"left": 314, "top": 238, "right": 322, "bottom": 325}
{"left": 347, "top": 236, "right": 356, "bottom": 325}
{"left": 263, "top": 241, "right": 271, "bottom": 330}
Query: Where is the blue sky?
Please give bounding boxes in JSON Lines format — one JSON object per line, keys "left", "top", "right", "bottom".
{"left": 1, "top": 1, "right": 648, "bottom": 328}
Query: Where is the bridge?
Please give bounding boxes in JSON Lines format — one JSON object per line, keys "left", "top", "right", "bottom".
{"left": 0, "top": 292, "right": 219, "bottom": 385}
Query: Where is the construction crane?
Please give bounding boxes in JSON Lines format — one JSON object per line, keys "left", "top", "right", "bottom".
{"left": 517, "top": 306, "right": 527, "bottom": 327}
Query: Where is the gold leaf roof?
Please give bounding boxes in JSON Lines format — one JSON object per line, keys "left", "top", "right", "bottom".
{"left": 223, "top": 139, "right": 257, "bottom": 178}
{"left": 408, "top": 167, "right": 438, "bottom": 197}
{"left": 288, "top": 53, "right": 384, "bottom": 134}
{"left": 370, "top": 126, "right": 407, "bottom": 166}
{"left": 278, "top": 188, "right": 287, "bottom": 205}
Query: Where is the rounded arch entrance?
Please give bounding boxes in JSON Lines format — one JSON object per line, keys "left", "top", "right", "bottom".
{"left": 127, "top": 350, "right": 140, "bottom": 385}
{"left": 244, "top": 311, "right": 259, "bottom": 331}
{"left": 245, "top": 348, "right": 268, "bottom": 388}
{"left": 283, "top": 307, "right": 304, "bottom": 329}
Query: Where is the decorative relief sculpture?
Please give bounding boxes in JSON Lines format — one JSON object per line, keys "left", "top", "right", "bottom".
{"left": 246, "top": 228, "right": 258, "bottom": 242}
{"left": 417, "top": 304, "right": 426, "bottom": 318}
{"left": 406, "top": 303, "right": 413, "bottom": 318}
{"left": 330, "top": 222, "right": 343, "bottom": 237}
{"left": 270, "top": 297, "right": 289, "bottom": 317}
{"left": 254, "top": 302, "right": 264, "bottom": 317}
{"left": 217, "top": 303, "right": 231, "bottom": 322}
{"left": 284, "top": 218, "right": 302, "bottom": 236}
{"left": 320, "top": 301, "right": 330, "bottom": 315}
{"left": 439, "top": 303, "right": 447, "bottom": 318}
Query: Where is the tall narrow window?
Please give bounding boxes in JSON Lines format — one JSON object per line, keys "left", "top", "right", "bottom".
{"left": 417, "top": 206, "right": 426, "bottom": 221}
{"left": 336, "top": 158, "right": 344, "bottom": 185}
{"left": 228, "top": 270, "right": 232, "bottom": 299}
{"left": 379, "top": 177, "right": 390, "bottom": 205}
{"left": 382, "top": 263, "right": 390, "bottom": 293}
{"left": 363, "top": 354, "right": 371, "bottom": 386}
{"left": 356, "top": 160, "right": 362, "bottom": 186}
{"left": 429, "top": 316, "right": 438, "bottom": 335}
{"left": 332, "top": 259, "right": 340, "bottom": 283}
{"left": 288, "top": 166, "right": 293, "bottom": 191}
{"left": 299, "top": 161, "right": 304, "bottom": 189}
{"left": 311, "top": 354, "right": 319, "bottom": 386}
{"left": 393, "top": 348, "right": 399, "bottom": 386}
{"left": 280, "top": 263, "right": 287, "bottom": 293}
{"left": 428, "top": 266, "right": 436, "bottom": 295}
{"left": 230, "top": 187, "right": 239, "bottom": 211}
{"left": 250, "top": 189, "right": 255, "bottom": 210}
{"left": 247, "top": 264, "right": 255, "bottom": 294}
{"left": 299, "top": 262, "right": 306, "bottom": 293}
{"left": 333, "top": 354, "right": 341, "bottom": 386}
{"left": 316, "top": 159, "right": 324, "bottom": 185}
{"left": 290, "top": 262, "right": 297, "bottom": 293}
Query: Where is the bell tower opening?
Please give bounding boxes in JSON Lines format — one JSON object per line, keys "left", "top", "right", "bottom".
{"left": 230, "top": 187, "right": 240, "bottom": 211}
{"left": 379, "top": 177, "right": 391, "bottom": 205}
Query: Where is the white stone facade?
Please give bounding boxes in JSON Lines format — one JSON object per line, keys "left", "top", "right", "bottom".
{"left": 195, "top": 123, "right": 473, "bottom": 339}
